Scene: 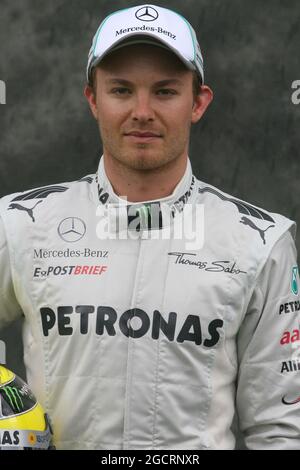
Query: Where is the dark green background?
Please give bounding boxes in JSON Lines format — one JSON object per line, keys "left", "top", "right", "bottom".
{"left": 0, "top": 0, "right": 300, "bottom": 449}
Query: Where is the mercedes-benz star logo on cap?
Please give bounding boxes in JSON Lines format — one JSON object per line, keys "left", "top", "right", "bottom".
{"left": 135, "top": 6, "right": 159, "bottom": 22}
{"left": 58, "top": 217, "right": 86, "bottom": 243}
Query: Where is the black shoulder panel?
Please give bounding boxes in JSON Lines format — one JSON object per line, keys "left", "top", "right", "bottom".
{"left": 78, "top": 176, "right": 93, "bottom": 184}
{"left": 198, "top": 186, "right": 275, "bottom": 223}
{"left": 11, "top": 185, "right": 69, "bottom": 201}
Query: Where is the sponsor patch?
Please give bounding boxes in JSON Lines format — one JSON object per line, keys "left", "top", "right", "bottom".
{"left": 33, "top": 265, "right": 107, "bottom": 277}
{"left": 292, "top": 266, "right": 299, "bottom": 295}
{"left": 279, "top": 300, "right": 300, "bottom": 315}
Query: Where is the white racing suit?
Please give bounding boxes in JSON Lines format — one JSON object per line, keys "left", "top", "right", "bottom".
{"left": 0, "top": 157, "right": 299, "bottom": 450}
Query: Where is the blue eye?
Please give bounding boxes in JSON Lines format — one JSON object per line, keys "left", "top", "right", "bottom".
{"left": 112, "top": 88, "right": 131, "bottom": 95}
{"left": 157, "top": 89, "right": 177, "bottom": 96}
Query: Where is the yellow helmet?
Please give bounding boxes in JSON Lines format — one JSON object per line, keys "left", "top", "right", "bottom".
{"left": 0, "top": 365, "right": 54, "bottom": 450}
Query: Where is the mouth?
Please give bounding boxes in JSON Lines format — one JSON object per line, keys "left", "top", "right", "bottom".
{"left": 123, "top": 131, "right": 162, "bottom": 143}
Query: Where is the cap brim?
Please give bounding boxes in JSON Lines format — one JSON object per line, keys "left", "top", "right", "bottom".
{"left": 89, "top": 33, "right": 199, "bottom": 82}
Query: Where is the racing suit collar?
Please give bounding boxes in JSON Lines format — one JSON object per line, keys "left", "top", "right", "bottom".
{"left": 95, "top": 156, "right": 196, "bottom": 231}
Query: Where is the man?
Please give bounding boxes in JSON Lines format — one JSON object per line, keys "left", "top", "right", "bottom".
{"left": 0, "top": 4, "right": 300, "bottom": 450}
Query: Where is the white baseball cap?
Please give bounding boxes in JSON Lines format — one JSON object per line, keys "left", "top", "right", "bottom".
{"left": 86, "top": 4, "right": 204, "bottom": 85}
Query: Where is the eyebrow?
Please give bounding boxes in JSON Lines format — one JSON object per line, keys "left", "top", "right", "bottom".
{"left": 105, "top": 78, "right": 184, "bottom": 87}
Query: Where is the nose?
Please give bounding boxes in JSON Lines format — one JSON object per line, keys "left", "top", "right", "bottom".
{"left": 131, "top": 92, "right": 155, "bottom": 122}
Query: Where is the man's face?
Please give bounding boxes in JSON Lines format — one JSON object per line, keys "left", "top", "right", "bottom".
{"left": 85, "top": 44, "right": 212, "bottom": 171}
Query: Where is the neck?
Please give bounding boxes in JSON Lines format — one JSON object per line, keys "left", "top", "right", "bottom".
{"left": 103, "top": 154, "right": 188, "bottom": 203}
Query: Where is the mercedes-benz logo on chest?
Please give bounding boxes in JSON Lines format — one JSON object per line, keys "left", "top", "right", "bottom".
{"left": 58, "top": 217, "right": 86, "bottom": 242}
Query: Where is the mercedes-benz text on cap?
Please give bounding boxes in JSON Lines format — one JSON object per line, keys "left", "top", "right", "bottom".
{"left": 86, "top": 4, "right": 204, "bottom": 85}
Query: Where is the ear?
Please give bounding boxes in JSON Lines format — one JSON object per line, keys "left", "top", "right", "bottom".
{"left": 191, "top": 85, "right": 214, "bottom": 124}
{"left": 84, "top": 85, "right": 98, "bottom": 120}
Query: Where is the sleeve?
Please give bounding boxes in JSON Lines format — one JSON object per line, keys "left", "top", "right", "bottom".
{"left": 0, "top": 215, "right": 23, "bottom": 329}
{"left": 236, "top": 227, "right": 300, "bottom": 450}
